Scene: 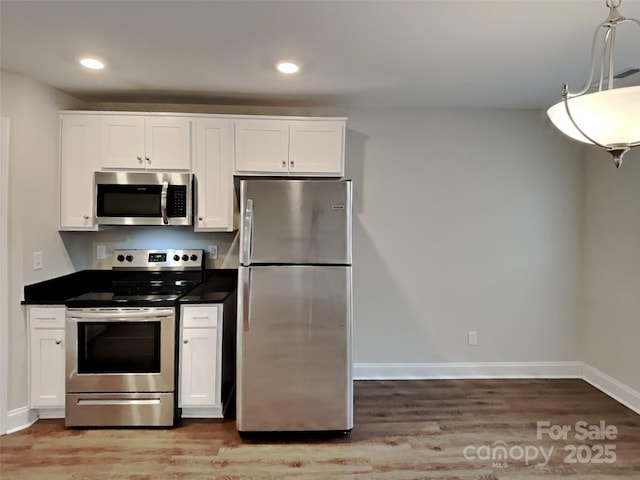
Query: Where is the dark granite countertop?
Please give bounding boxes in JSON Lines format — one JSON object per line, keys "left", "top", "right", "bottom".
{"left": 179, "top": 269, "right": 238, "bottom": 304}
{"left": 22, "top": 269, "right": 238, "bottom": 306}
{"left": 22, "top": 270, "right": 115, "bottom": 305}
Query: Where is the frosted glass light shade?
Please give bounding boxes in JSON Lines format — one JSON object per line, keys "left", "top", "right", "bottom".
{"left": 547, "top": 85, "right": 640, "bottom": 146}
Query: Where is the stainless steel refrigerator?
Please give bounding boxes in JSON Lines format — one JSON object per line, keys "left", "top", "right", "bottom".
{"left": 237, "top": 178, "right": 353, "bottom": 433}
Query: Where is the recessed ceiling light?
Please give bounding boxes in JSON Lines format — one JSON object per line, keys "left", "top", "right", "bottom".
{"left": 276, "top": 61, "right": 300, "bottom": 74}
{"left": 79, "top": 58, "right": 105, "bottom": 70}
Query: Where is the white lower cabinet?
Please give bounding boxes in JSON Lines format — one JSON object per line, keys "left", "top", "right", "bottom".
{"left": 28, "top": 306, "right": 66, "bottom": 416}
{"left": 179, "top": 304, "right": 223, "bottom": 417}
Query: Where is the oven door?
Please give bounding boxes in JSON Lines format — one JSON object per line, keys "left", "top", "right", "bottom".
{"left": 66, "top": 308, "right": 175, "bottom": 393}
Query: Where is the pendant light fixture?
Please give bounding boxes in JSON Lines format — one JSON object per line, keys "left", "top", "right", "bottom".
{"left": 547, "top": 0, "right": 640, "bottom": 168}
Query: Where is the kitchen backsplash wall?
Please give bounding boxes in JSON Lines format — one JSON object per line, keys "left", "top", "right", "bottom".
{"left": 60, "top": 228, "right": 239, "bottom": 270}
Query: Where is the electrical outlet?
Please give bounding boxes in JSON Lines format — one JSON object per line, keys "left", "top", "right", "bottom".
{"left": 468, "top": 331, "right": 478, "bottom": 346}
{"left": 207, "top": 244, "right": 218, "bottom": 260}
{"left": 33, "top": 251, "right": 43, "bottom": 270}
{"left": 96, "top": 245, "right": 107, "bottom": 260}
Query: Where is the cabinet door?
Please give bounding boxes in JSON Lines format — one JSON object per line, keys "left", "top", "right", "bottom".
{"left": 179, "top": 327, "right": 218, "bottom": 407}
{"left": 60, "top": 114, "right": 99, "bottom": 230}
{"left": 289, "top": 120, "right": 345, "bottom": 176}
{"left": 193, "top": 119, "right": 235, "bottom": 231}
{"left": 144, "top": 117, "right": 191, "bottom": 170}
{"left": 234, "top": 119, "right": 290, "bottom": 174}
{"left": 30, "top": 329, "right": 65, "bottom": 408}
{"left": 100, "top": 115, "right": 146, "bottom": 169}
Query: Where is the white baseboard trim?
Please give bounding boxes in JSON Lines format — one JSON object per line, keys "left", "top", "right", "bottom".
{"left": 354, "top": 361, "right": 584, "bottom": 380}
{"left": 581, "top": 364, "right": 640, "bottom": 415}
{"left": 5, "top": 406, "right": 37, "bottom": 434}
{"left": 37, "top": 408, "right": 65, "bottom": 419}
{"left": 354, "top": 361, "right": 640, "bottom": 416}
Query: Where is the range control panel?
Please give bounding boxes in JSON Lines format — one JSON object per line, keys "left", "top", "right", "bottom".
{"left": 113, "top": 249, "right": 204, "bottom": 271}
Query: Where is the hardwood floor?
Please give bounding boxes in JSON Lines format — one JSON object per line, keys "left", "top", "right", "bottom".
{"left": 2, "top": 379, "right": 639, "bottom": 479}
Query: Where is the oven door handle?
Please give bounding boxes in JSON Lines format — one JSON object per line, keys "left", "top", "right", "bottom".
{"left": 67, "top": 309, "right": 174, "bottom": 320}
{"left": 161, "top": 180, "right": 169, "bottom": 225}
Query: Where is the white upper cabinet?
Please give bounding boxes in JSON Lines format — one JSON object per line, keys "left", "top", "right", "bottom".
{"left": 289, "top": 120, "right": 345, "bottom": 175}
{"left": 234, "top": 118, "right": 345, "bottom": 177}
{"left": 234, "top": 119, "right": 290, "bottom": 174}
{"left": 59, "top": 114, "right": 100, "bottom": 230}
{"left": 193, "top": 118, "right": 237, "bottom": 231}
{"left": 100, "top": 115, "right": 191, "bottom": 170}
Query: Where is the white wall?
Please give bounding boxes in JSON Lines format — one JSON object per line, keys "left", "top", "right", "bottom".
{"left": 344, "top": 108, "right": 585, "bottom": 364}
{"left": 1, "top": 117, "right": 10, "bottom": 433}
{"left": 0, "top": 71, "right": 84, "bottom": 411}
{"left": 580, "top": 147, "right": 640, "bottom": 392}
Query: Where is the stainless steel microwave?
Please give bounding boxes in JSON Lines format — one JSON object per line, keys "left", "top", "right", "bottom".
{"left": 95, "top": 172, "right": 193, "bottom": 226}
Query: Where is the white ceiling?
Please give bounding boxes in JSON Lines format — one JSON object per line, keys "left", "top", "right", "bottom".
{"left": 1, "top": 0, "right": 639, "bottom": 109}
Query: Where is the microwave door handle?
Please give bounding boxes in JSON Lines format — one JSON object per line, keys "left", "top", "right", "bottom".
{"left": 161, "top": 181, "right": 169, "bottom": 225}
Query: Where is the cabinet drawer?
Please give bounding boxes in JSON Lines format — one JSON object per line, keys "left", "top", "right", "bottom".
{"left": 182, "top": 305, "right": 219, "bottom": 328}
{"left": 30, "top": 307, "right": 65, "bottom": 329}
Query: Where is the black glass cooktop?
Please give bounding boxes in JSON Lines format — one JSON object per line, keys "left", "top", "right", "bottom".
{"left": 66, "top": 274, "right": 202, "bottom": 308}
{"left": 67, "top": 291, "right": 184, "bottom": 307}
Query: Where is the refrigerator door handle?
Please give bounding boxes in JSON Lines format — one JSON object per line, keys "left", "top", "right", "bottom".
{"left": 239, "top": 268, "right": 251, "bottom": 332}
{"left": 242, "top": 199, "right": 253, "bottom": 265}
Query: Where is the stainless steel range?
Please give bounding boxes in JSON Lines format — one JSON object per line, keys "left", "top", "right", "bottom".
{"left": 65, "top": 249, "right": 204, "bottom": 427}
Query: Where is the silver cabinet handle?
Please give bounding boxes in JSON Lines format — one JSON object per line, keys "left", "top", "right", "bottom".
{"left": 282, "top": 160, "right": 286, "bottom": 167}
{"left": 290, "top": 160, "right": 295, "bottom": 168}
{"left": 83, "top": 215, "right": 89, "bottom": 220}
{"left": 145, "top": 156, "right": 151, "bottom": 163}
{"left": 55, "top": 340, "right": 62, "bottom": 345}
{"left": 183, "top": 339, "right": 189, "bottom": 344}
{"left": 198, "top": 217, "right": 203, "bottom": 221}
{"left": 137, "top": 156, "right": 143, "bottom": 163}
